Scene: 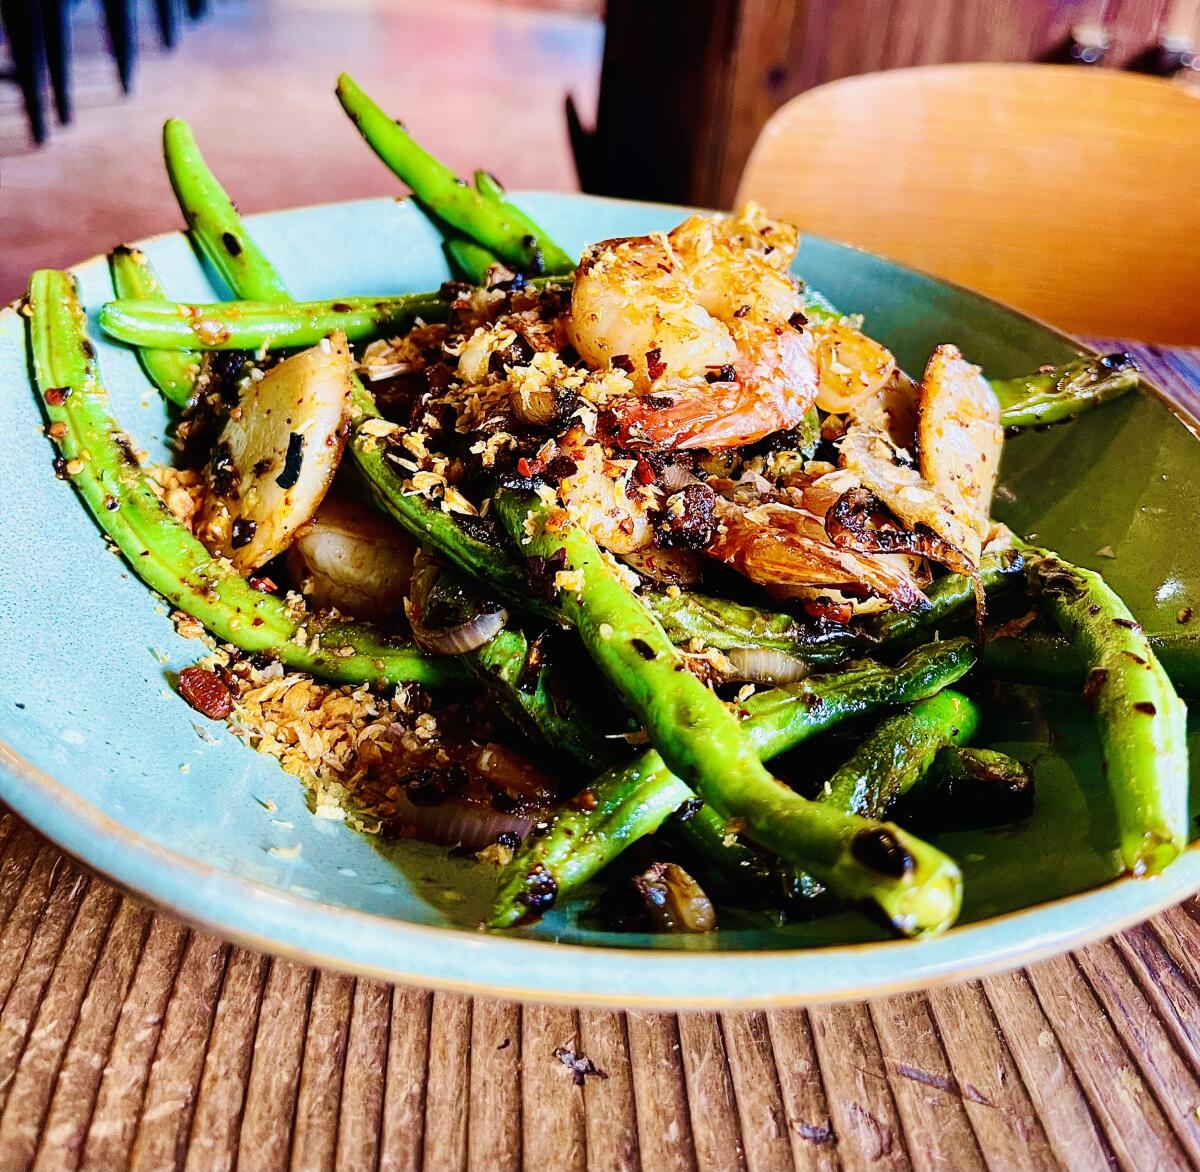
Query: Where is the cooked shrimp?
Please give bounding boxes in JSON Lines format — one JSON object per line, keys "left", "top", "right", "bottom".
{"left": 917, "top": 345, "right": 1002, "bottom": 542}
{"left": 838, "top": 423, "right": 982, "bottom": 572}
{"left": 706, "top": 476, "right": 930, "bottom": 615}
{"left": 569, "top": 206, "right": 819, "bottom": 450}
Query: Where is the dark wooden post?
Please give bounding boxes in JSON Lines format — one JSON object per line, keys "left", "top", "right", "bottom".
{"left": 578, "top": 0, "right": 1181, "bottom": 209}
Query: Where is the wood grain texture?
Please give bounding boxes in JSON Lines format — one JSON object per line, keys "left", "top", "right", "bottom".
{"left": 738, "top": 65, "right": 1200, "bottom": 343}
{"left": 577, "top": 1010, "right": 639, "bottom": 1172}
{"left": 183, "top": 948, "right": 268, "bottom": 1172}
{"left": 3, "top": 346, "right": 1200, "bottom": 1172}
{"left": 591, "top": 0, "right": 1188, "bottom": 209}
{"left": 468, "top": 998, "right": 521, "bottom": 1172}
{"left": 335, "top": 978, "right": 391, "bottom": 1172}
{"left": 521, "top": 1004, "right": 586, "bottom": 1172}
{"left": 236, "top": 958, "right": 313, "bottom": 1172}
{"left": 129, "top": 932, "right": 227, "bottom": 1172}
{"left": 379, "top": 986, "right": 431, "bottom": 1172}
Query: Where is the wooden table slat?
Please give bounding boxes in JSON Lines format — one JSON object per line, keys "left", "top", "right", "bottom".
{"left": 467, "top": 997, "right": 521, "bottom": 1172}
{"left": 333, "top": 977, "right": 391, "bottom": 1172}
{"left": 79, "top": 916, "right": 189, "bottom": 1172}
{"left": 129, "top": 932, "right": 228, "bottom": 1172}
{"left": 924, "top": 980, "right": 1058, "bottom": 1171}
{"left": 808, "top": 1001, "right": 911, "bottom": 1172}
{"left": 763, "top": 1010, "right": 839, "bottom": 1172}
{"left": 0, "top": 880, "right": 117, "bottom": 1172}
{"left": 422, "top": 992, "right": 472, "bottom": 1172}
{"left": 625, "top": 1012, "right": 697, "bottom": 1172}
{"left": 32, "top": 898, "right": 152, "bottom": 1172}
{"left": 1025, "top": 954, "right": 1190, "bottom": 1171}
{"left": 868, "top": 991, "right": 986, "bottom": 1172}
{"left": 379, "top": 986, "right": 431, "bottom": 1172}
{"left": 577, "top": 1009, "right": 640, "bottom": 1172}
{"left": 676, "top": 1012, "right": 744, "bottom": 1172}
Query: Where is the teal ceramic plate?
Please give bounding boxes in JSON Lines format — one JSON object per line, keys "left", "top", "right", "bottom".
{"left": 2, "top": 194, "right": 1198, "bottom": 1008}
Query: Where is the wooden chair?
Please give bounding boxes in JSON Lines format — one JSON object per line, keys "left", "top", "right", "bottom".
{"left": 737, "top": 64, "right": 1200, "bottom": 344}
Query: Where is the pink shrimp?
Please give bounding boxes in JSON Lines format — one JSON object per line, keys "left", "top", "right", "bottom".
{"left": 568, "top": 206, "right": 820, "bottom": 450}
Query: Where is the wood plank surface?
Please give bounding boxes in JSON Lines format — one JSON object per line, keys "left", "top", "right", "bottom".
{"left": 0, "top": 345, "right": 1197, "bottom": 1170}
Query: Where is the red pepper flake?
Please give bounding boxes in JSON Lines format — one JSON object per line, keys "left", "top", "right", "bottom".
{"left": 47, "top": 421, "right": 67, "bottom": 441}
{"left": 516, "top": 456, "right": 545, "bottom": 479}
{"left": 645, "top": 348, "right": 666, "bottom": 381}
{"left": 178, "top": 666, "right": 233, "bottom": 720}
{"left": 1133, "top": 700, "right": 1157, "bottom": 715}
{"left": 634, "top": 457, "right": 657, "bottom": 485}
{"left": 43, "top": 387, "right": 70, "bottom": 406}
{"left": 573, "top": 790, "right": 598, "bottom": 811}
{"left": 248, "top": 576, "right": 277, "bottom": 593}
{"left": 611, "top": 354, "right": 634, "bottom": 374}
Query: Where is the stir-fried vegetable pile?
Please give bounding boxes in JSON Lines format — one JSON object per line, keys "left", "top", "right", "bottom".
{"left": 26, "top": 74, "right": 1193, "bottom": 940}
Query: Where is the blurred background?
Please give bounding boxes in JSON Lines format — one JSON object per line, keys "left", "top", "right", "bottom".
{"left": 2, "top": 0, "right": 1198, "bottom": 303}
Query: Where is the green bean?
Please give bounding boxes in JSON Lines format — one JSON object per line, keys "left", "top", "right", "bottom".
{"left": 822, "top": 691, "right": 979, "bottom": 819}
{"left": 901, "top": 746, "right": 1035, "bottom": 829}
{"left": 1026, "top": 546, "right": 1188, "bottom": 875}
{"left": 336, "top": 73, "right": 575, "bottom": 276}
{"left": 490, "top": 638, "right": 976, "bottom": 927}
{"left": 491, "top": 487, "right": 964, "bottom": 936}
{"left": 864, "top": 550, "right": 1026, "bottom": 651}
{"left": 444, "top": 235, "right": 500, "bottom": 285}
{"left": 992, "top": 353, "right": 1139, "bottom": 429}
{"left": 28, "top": 270, "right": 466, "bottom": 690}
{"left": 346, "top": 395, "right": 850, "bottom": 666}
{"left": 163, "top": 118, "right": 292, "bottom": 302}
{"left": 647, "top": 587, "right": 854, "bottom": 660}
{"left": 108, "top": 246, "right": 197, "bottom": 406}
{"left": 98, "top": 292, "right": 450, "bottom": 352}
{"left": 980, "top": 626, "right": 1200, "bottom": 697}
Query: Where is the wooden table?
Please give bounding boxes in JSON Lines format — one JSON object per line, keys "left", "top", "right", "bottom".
{"left": 0, "top": 343, "right": 1197, "bottom": 1172}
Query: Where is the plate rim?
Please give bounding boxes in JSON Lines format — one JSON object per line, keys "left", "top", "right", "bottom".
{"left": 1, "top": 192, "right": 1197, "bottom": 1009}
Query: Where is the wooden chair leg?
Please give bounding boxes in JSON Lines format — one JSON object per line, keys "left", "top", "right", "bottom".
{"left": 42, "top": 0, "right": 71, "bottom": 123}
{"left": 100, "top": 0, "right": 134, "bottom": 93}
{"left": 0, "top": 0, "right": 49, "bottom": 143}
{"left": 155, "top": 0, "right": 177, "bottom": 48}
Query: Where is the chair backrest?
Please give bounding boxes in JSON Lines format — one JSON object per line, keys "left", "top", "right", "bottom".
{"left": 737, "top": 64, "right": 1200, "bottom": 344}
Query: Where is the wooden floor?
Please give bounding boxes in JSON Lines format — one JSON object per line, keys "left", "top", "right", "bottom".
{"left": 0, "top": 0, "right": 601, "bottom": 303}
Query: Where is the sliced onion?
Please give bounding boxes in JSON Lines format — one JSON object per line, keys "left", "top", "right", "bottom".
{"left": 392, "top": 792, "right": 539, "bottom": 851}
{"left": 726, "top": 646, "right": 812, "bottom": 684}
{"left": 392, "top": 744, "right": 555, "bottom": 850}
{"left": 363, "top": 361, "right": 416, "bottom": 381}
{"left": 407, "top": 553, "right": 508, "bottom": 655}
{"left": 659, "top": 462, "right": 702, "bottom": 492}
{"left": 409, "top": 603, "right": 507, "bottom": 656}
